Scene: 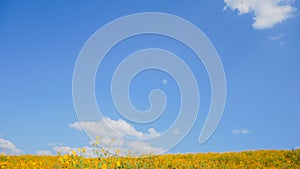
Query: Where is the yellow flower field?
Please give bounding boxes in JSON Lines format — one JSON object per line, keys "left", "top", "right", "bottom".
{"left": 0, "top": 149, "right": 299, "bottom": 169}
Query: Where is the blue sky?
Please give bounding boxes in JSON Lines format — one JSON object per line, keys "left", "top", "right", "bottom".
{"left": 1, "top": 0, "right": 300, "bottom": 155}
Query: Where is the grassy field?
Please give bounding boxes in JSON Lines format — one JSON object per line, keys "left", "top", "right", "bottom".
{"left": 1, "top": 149, "right": 299, "bottom": 168}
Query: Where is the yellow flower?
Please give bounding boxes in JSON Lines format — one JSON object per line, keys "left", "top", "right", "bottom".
{"left": 59, "top": 156, "right": 63, "bottom": 162}
{"left": 65, "top": 161, "right": 70, "bottom": 167}
{"left": 116, "top": 161, "right": 121, "bottom": 167}
{"left": 72, "top": 150, "right": 77, "bottom": 156}
{"left": 101, "top": 163, "right": 107, "bottom": 169}
{"left": 63, "top": 154, "right": 69, "bottom": 160}
{"left": 115, "top": 149, "right": 120, "bottom": 155}
{"left": 82, "top": 147, "right": 86, "bottom": 153}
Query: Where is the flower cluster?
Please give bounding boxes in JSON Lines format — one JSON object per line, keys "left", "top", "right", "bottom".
{"left": 0, "top": 149, "right": 299, "bottom": 168}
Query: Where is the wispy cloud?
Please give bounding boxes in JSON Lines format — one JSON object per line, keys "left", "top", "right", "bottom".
{"left": 232, "top": 128, "right": 251, "bottom": 135}
{"left": 172, "top": 127, "right": 180, "bottom": 134}
{"left": 0, "top": 138, "right": 22, "bottom": 155}
{"left": 36, "top": 150, "right": 52, "bottom": 155}
{"left": 269, "top": 33, "right": 285, "bottom": 45}
{"left": 224, "top": 0, "right": 296, "bottom": 29}
{"left": 162, "top": 79, "right": 168, "bottom": 85}
{"left": 269, "top": 33, "right": 283, "bottom": 40}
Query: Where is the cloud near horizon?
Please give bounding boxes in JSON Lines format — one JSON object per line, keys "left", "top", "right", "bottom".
{"left": 70, "top": 117, "right": 164, "bottom": 155}
{"left": 0, "top": 138, "right": 22, "bottom": 155}
{"left": 36, "top": 150, "right": 52, "bottom": 155}
{"left": 224, "top": 0, "right": 296, "bottom": 29}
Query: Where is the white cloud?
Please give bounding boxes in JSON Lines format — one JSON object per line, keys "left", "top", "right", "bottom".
{"left": 224, "top": 0, "right": 296, "bottom": 29}
{"left": 49, "top": 143, "right": 72, "bottom": 154}
{"left": 49, "top": 143, "right": 95, "bottom": 156}
{"left": 146, "top": 128, "right": 160, "bottom": 138}
{"left": 36, "top": 150, "right": 52, "bottom": 155}
{"left": 70, "top": 117, "right": 160, "bottom": 139}
{"left": 126, "top": 140, "right": 164, "bottom": 155}
{"left": 70, "top": 117, "right": 164, "bottom": 155}
{"left": 0, "top": 138, "right": 22, "bottom": 155}
{"left": 232, "top": 128, "right": 251, "bottom": 135}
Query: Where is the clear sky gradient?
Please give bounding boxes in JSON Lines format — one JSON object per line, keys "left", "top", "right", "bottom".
{"left": 1, "top": 0, "right": 300, "bottom": 155}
